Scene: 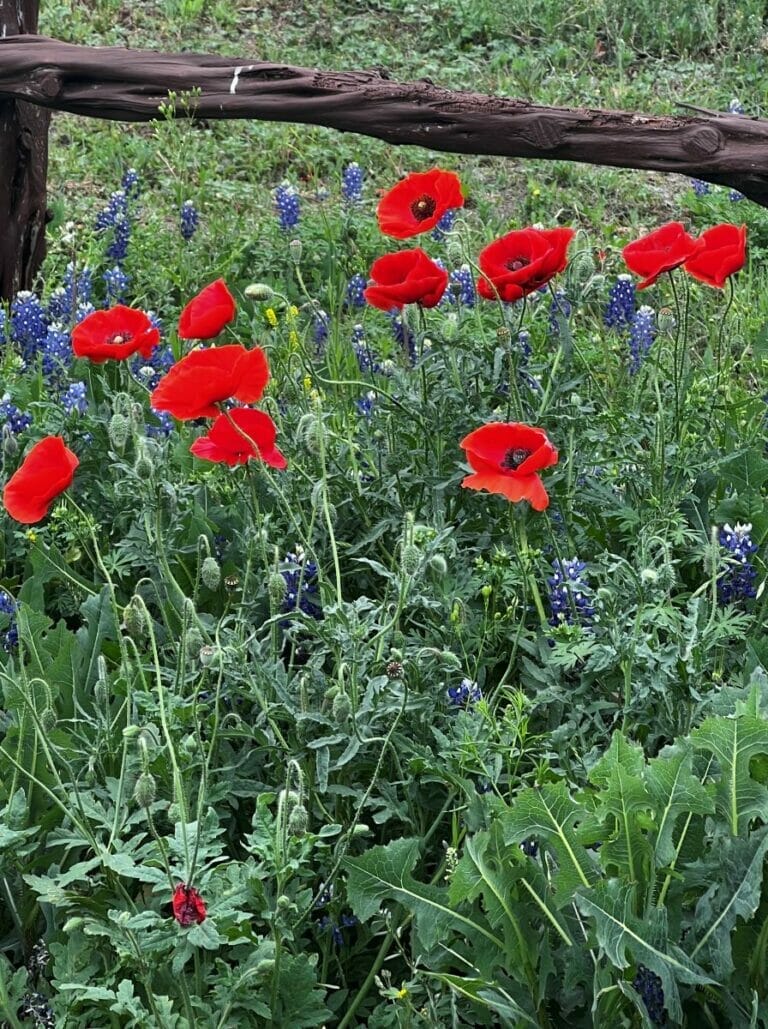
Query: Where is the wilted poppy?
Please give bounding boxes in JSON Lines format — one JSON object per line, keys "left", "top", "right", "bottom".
{"left": 178, "top": 279, "right": 236, "bottom": 340}
{"left": 622, "top": 222, "right": 702, "bottom": 290}
{"left": 364, "top": 248, "right": 448, "bottom": 311}
{"left": 3, "top": 436, "right": 79, "bottom": 524}
{"left": 151, "top": 344, "right": 269, "bottom": 420}
{"left": 477, "top": 227, "right": 574, "bottom": 302}
{"left": 460, "top": 422, "right": 558, "bottom": 511}
{"left": 684, "top": 223, "right": 747, "bottom": 288}
{"left": 172, "top": 883, "right": 206, "bottom": 926}
{"left": 72, "top": 306, "right": 160, "bottom": 363}
{"left": 190, "top": 408, "right": 287, "bottom": 468}
{"left": 377, "top": 168, "right": 464, "bottom": 239}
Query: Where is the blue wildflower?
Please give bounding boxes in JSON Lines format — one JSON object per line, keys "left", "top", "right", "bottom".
{"left": 690, "top": 179, "right": 711, "bottom": 197}
{"left": 274, "top": 183, "right": 300, "bottom": 231}
{"left": 146, "top": 408, "right": 174, "bottom": 438}
{"left": 352, "top": 324, "right": 380, "bottom": 373}
{"left": 48, "top": 265, "right": 93, "bottom": 323}
{"left": 0, "top": 591, "right": 17, "bottom": 616}
{"left": 718, "top": 522, "right": 758, "bottom": 606}
{"left": 180, "top": 200, "right": 199, "bottom": 242}
{"left": 628, "top": 305, "right": 655, "bottom": 374}
{"left": 547, "top": 558, "right": 595, "bottom": 627}
{"left": 345, "top": 273, "right": 366, "bottom": 309}
{"left": 356, "top": 391, "right": 376, "bottom": 418}
{"left": 2, "top": 623, "right": 18, "bottom": 652}
{"left": 103, "top": 266, "right": 130, "bottom": 305}
{"left": 632, "top": 965, "right": 667, "bottom": 1026}
{"left": 431, "top": 208, "right": 457, "bottom": 242}
{"left": 0, "top": 399, "right": 32, "bottom": 435}
{"left": 121, "top": 167, "right": 140, "bottom": 197}
{"left": 41, "top": 327, "right": 72, "bottom": 379}
{"left": 728, "top": 98, "right": 745, "bottom": 115}
{"left": 548, "top": 289, "right": 572, "bottom": 336}
{"left": 448, "top": 265, "right": 475, "bottom": 307}
{"left": 446, "top": 678, "right": 482, "bottom": 707}
{"left": 131, "top": 344, "right": 174, "bottom": 391}
{"left": 75, "top": 302, "right": 96, "bottom": 324}
{"left": 281, "top": 548, "right": 322, "bottom": 621}
{"left": 604, "top": 274, "right": 636, "bottom": 329}
{"left": 389, "top": 312, "right": 416, "bottom": 365}
{"left": 61, "top": 381, "right": 88, "bottom": 416}
{"left": 517, "top": 329, "right": 532, "bottom": 361}
{"left": 520, "top": 839, "right": 539, "bottom": 857}
{"left": 11, "top": 291, "right": 48, "bottom": 359}
{"left": 729, "top": 189, "right": 745, "bottom": 202}
{"left": 341, "top": 162, "right": 364, "bottom": 204}
{"left": 95, "top": 189, "right": 132, "bottom": 263}
{"left": 313, "top": 309, "right": 330, "bottom": 355}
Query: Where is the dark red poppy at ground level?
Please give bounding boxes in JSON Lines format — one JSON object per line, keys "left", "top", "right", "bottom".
{"left": 178, "top": 279, "right": 236, "bottom": 339}
{"left": 460, "top": 422, "right": 558, "bottom": 511}
{"left": 172, "top": 883, "right": 207, "bottom": 926}
{"left": 683, "top": 223, "right": 747, "bottom": 288}
{"left": 364, "top": 248, "right": 449, "bottom": 311}
{"left": 151, "top": 344, "right": 269, "bottom": 420}
{"left": 72, "top": 306, "right": 160, "bottom": 363}
{"left": 190, "top": 408, "right": 287, "bottom": 468}
{"left": 477, "top": 227, "right": 574, "bottom": 303}
{"left": 3, "top": 436, "right": 79, "bottom": 524}
{"left": 622, "top": 222, "right": 702, "bottom": 290}
{"left": 377, "top": 168, "right": 464, "bottom": 239}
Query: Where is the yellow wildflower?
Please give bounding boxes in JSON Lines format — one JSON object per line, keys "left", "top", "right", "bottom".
{"left": 265, "top": 308, "right": 278, "bottom": 328}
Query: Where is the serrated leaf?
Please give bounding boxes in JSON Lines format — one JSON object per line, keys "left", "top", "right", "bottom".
{"left": 576, "top": 880, "right": 713, "bottom": 1023}
{"left": 589, "top": 732, "right": 645, "bottom": 788}
{"left": 429, "top": 974, "right": 538, "bottom": 1026}
{"left": 502, "top": 783, "right": 596, "bottom": 905}
{"left": 646, "top": 745, "right": 714, "bottom": 867}
{"left": 691, "top": 715, "right": 768, "bottom": 835}
{"left": 690, "top": 828, "right": 768, "bottom": 977}
{"left": 187, "top": 918, "right": 225, "bottom": 949}
{"left": 596, "top": 764, "right": 652, "bottom": 886}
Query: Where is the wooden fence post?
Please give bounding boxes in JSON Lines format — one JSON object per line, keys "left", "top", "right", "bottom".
{"left": 0, "top": 0, "right": 49, "bottom": 301}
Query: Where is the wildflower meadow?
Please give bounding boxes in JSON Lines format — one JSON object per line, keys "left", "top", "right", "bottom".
{"left": 2, "top": 1, "right": 768, "bottom": 1027}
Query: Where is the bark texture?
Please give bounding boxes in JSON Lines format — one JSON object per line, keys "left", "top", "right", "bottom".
{"left": 0, "top": 12, "right": 50, "bottom": 299}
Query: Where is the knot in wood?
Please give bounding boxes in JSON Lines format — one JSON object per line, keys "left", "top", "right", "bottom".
{"left": 685, "top": 125, "right": 723, "bottom": 157}
{"left": 519, "top": 117, "right": 564, "bottom": 151}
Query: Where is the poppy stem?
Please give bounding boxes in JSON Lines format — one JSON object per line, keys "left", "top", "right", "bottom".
{"left": 514, "top": 512, "right": 548, "bottom": 629}
{"left": 711, "top": 276, "right": 735, "bottom": 437}
{"left": 667, "top": 269, "right": 683, "bottom": 433}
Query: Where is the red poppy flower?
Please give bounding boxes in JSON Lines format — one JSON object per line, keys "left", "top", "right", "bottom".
{"left": 683, "top": 223, "right": 747, "bottom": 288}
{"left": 172, "top": 883, "right": 207, "bottom": 926}
{"left": 477, "top": 227, "right": 575, "bottom": 302}
{"left": 190, "top": 408, "right": 287, "bottom": 469}
{"left": 377, "top": 168, "right": 464, "bottom": 239}
{"left": 3, "top": 436, "right": 79, "bottom": 524}
{"left": 72, "top": 306, "right": 160, "bottom": 364}
{"left": 622, "top": 222, "right": 702, "bottom": 290}
{"left": 460, "top": 422, "right": 558, "bottom": 511}
{"left": 178, "top": 279, "right": 236, "bottom": 340}
{"left": 151, "top": 344, "right": 269, "bottom": 420}
{"left": 364, "top": 248, "right": 449, "bottom": 311}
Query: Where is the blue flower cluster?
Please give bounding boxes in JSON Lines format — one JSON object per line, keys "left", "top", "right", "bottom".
{"left": 103, "top": 265, "right": 130, "bottom": 305}
{"left": 345, "top": 273, "right": 366, "bottom": 309}
{"left": 180, "top": 200, "right": 199, "bottom": 242}
{"left": 690, "top": 178, "right": 711, "bottom": 197}
{"left": 317, "top": 913, "right": 358, "bottom": 947}
{"left": 548, "top": 558, "right": 595, "bottom": 627}
{"left": 431, "top": 208, "right": 457, "bottom": 241}
{"left": 448, "top": 265, "right": 475, "bottom": 307}
{"left": 728, "top": 98, "right": 745, "bottom": 115}
{"left": 274, "top": 183, "right": 300, "bottom": 231}
{"left": 517, "top": 329, "right": 532, "bottom": 361}
{"left": 61, "top": 381, "right": 88, "bottom": 416}
{"left": 313, "top": 309, "right": 330, "bottom": 355}
{"left": 604, "top": 274, "right": 636, "bottom": 329}
{"left": 95, "top": 187, "right": 132, "bottom": 263}
{"left": 389, "top": 313, "right": 416, "bottom": 365}
{"left": 352, "top": 324, "right": 381, "bottom": 374}
{"left": 11, "top": 291, "right": 48, "bottom": 361}
{"left": 0, "top": 590, "right": 19, "bottom": 652}
{"left": 342, "top": 162, "right": 364, "bottom": 204}
{"left": 447, "top": 678, "right": 482, "bottom": 707}
{"left": 0, "top": 398, "right": 32, "bottom": 435}
{"left": 548, "top": 289, "right": 572, "bottom": 336}
{"left": 628, "top": 305, "right": 656, "bottom": 374}
{"left": 632, "top": 965, "right": 667, "bottom": 1026}
{"left": 281, "top": 549, "right": 322, "bottom": 621}
{"left": 48, "top": 264, "right": 94, "bottom": 324}
{"left": 717, "top": 522, "right": 758, "bottom": 606}
{"left": 131, "top": 342, "right": 175, "bottom": 392}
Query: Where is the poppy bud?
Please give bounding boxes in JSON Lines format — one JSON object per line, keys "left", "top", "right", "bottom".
{"left": 427, "top": 554, "right": 447, "bottom": 576}
{"left": 122, "top": 725, "right": 141, "bottom": 739}
{"left": 276, "top": 894, "right": 293, "bottom": 911}
{"left": 108, "top": 412, "right": 130, "bottom": 450}
{"left": 446, "top": 239, "right": 464, "bottom": 265}
{"left": 123, "top": 597, "right": 148, "bottom": 640}
{"left": 184, "top": 628, "right": 204, "bottom": 658}
{"left": 244, "top": 282, "right": 274, "bottom": 300}
{"left": 657, "top": 307, "right": 676, "bottom": 334}
{"left": 268, "top": 571, "right": 287, "bottom": 607}
{"left": 172, "top": 883, "right": 206, "bottom": 926}
{"left": 2, "top": 426, "right": 18, "bottom": 459}
{"left": 287, "top": 802, "right": 309, "bottom": 836}
{"left": 400, "top": 544, "right": 421, "bottom": 576}
{"left": 496, "top": 326, "right": 512, "bottom": 345}
{"left": 201, "top": 556, "right": 221, "bottom": 591}
{"left": 299, "top": 413, "right": 324, "bottom": 454}
{"left": 288, "top": 238, "right": 303, "bottom": 263}
{"left": 40, "top": 708, "right": 56, "bottom": 733}
{"left": 94, "top": 679, "right": 107, "bottom": 707}
{"left": 133, "top": 771, "right": 157, "bottom": 807}
{"left": 199, "top": 645, "right": 219, "bottom": 667}
{"left": 571, "top": 250, "right": 595, "bottom": 286}
{"left": 134, "top": 448, "right": 153, "bottom": 479}
{"left": 332, "top": 692, "right": 352, "bottom": 721}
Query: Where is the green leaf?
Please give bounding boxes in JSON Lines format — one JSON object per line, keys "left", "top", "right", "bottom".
{"left": 645, "top": 745, "right": 713, "bottom": 867}
{"left": 589, "top": 731, "right": 645, "bottom": 788}
{"left": 429, "top": 974, "right": 538, "bottom": 1026}
{"left": 575, "top": 880, "right": 713, "bottom": 1023}
{"left": 690, "top": 828, "right": 768, "bottom": 977}
{"left": 502, "top": 783, "right": 596, "bottom": 905}
{"left": 344, "top": 837, "right": 505, "bottom": 954}
{"left": 187, "top": 918, "right": 225, "bottom": 949}
{"left": 691, "top": 714, "right": 768, "bottom": 835}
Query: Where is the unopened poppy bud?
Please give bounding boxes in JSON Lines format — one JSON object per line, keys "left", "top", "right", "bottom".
{"left": 94, "top": 680, "right": 107, "bottom": 707}
{"left": 2, "top": 426, "right": 18, "bottom": 458}
{"left": 276, "top": 894, "right": 293, "bottom": 911}
{"left": 640, "top": 568, "right": 659, "bottom": 584}
{"left": 134, "top": 448, "right": 153, "bottom": 479}
{"left": 400, "top": 543, "right": 421, "bottom": 575}
{"left": 134, "top": 771, "right": 157, "bottom": 807}
{"left": 496, "top": 326, "right": 512, "bottom": 345}
{"left": 244, "top": 282, "right": 275, "bottom": 300}
{"left": 184, "top": 627, "right": 204, "bottom": 658}
{"left": 40, "top": 708, "right": 56, "bottom": 733}
{"left": 108, "top": 412, "right": 130, "bottom": 450}
{"left": 288, "top": 238, "right": 303, "bottom": 263}
{"left": 299, "top": 413, "right": 325, "bottom": 454}
{"left": 122, "top": 725, "right": 141, "bottom": 739}
{"left": 201, "top": 556, "right": 221, "bottom": 591}
{"left": 446, "top": 239, "right": 464, "bottom": 265}
{"left": 268, "top": 571, "right": 286, "bottom": 607}
{"left": 480, "top": 584, "right": 492, "bottom": 599}
{"left": 62, "top": 917, "right": 85, "bottom": 932}
{"left": 571, "top": 250, "right": 595, "bottom": 285}
{"left": 287, "top": 802, "right": 308, "bottom": 836}
{"left": 332, "top": 692, "right": 352, "bottom": 721}
{"left": 352, "top": 822, "right": 371, "bottom": 836}
{"left": 123, "top": 598, "right": 148, "bottom": 640}
{"left": 427, "top": 554, "right": 447, "bottom": 576}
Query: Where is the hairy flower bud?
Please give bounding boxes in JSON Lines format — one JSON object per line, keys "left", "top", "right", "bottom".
{"left": 446, "top": 239, "right": 464, "bottom": 265}
{"left": 288, "top": 238, "right": 303, "bottom": 264}
{"left": 201, "top": 556, "right": 221, "bottom": 591}
{"left": 400, "top": 543, "right": 421, "bottom": 576}
{"left": 199, "top": 645, "right": 219, "bottom": 667}
{"left": 244, "top": 282, "right": 275, "bottom": 300}
{"left": 268, "top": 570, "right": 287, "bottom": 608}
{"left": 108, "top": 412, "right": 130, "bottom": 450}
{"left": 184, "top": 627, "right": 204, "bottom": 658}
{"left": 287, "top": 802, "right": 309, "bottom": 836}
{"left": 134, "top": 447, "right": 153, "bottom": 479}
{"left": 39, "top": 708, "right": 56, "bottom": 733}
{"left": 133, "top": 771, "right": 157, "bottom": 807}
{"left": 332, "top": 692, "right": 352, "bottom": 721}
{"left": 427, "top": 554, "right": 447, "bottom": 576}
{"left": 123, "top": 597, "right": 148, "bottom": 640}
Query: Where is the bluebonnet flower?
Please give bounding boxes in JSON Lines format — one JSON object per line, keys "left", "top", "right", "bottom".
{"left": 341, "top": 162, "right": 364, "bottom": 204}
{"left": 48, "top": 264, "right": 93, "bottom": 323}
{"left": 717, "top": 522, "right": 758, "bottom": 606}
{"left": 632, "top": 965, "right": 667, "bottom": 1026}
{"left": 121, "top": 167, "right": 140, "bottom": 197}
{"left": 103, "top": 266, "right": 130, "bottom": 305}
{"left": 318, "top": 914, "right": 357, "bottom": 947}
{"left": 61, "top": 381, "right": 88, "bottom": 416}
{"left": 520, "top": 839, "right": 539, "bottom": 857}
{"left": 517, "top": 329, "right": 532, "bottom": 361}
{"left": 180, "top": 200, "right": 199, "bottom": 242}
{"left": 345, "top": 273, "right": 366, "bottom": 309}
{"left": 95, "top": 189, "right": 132, "bottom": 263}
{"left": 628, "top": 305, "right": 655, "bottom": 374}
{"left": 145, "top": 408, "right": 174, "bottom": 438}
{"left": 431, "top": 208, "right": 457, "bottom": 241}
{"left": 352, "top": 324, "right": 380, "bottom": 374}
{"left": 313, "top": 309, "right": 330, "bottom": 355}
{"left": 95, "top": 189, "right": 127, "bottom": 232}
{"left": 448, "top": 265, "right": 475, "bottom": 307}
{"left": 11, "top": 291, "right": 48, "bottom": 359}
{"left": 729, "top": 189, "right": 745, "bottom": 202}
{"left": 281, "top": 548, "right": 322, "bottom": 621}
{"left": 0, "top": 591, "right": 16, "bottom": 616}
{"left": 475, "top": 779, "right": 493, "bottom": 794}
{"left": 389, "top": 313, "right": 416, "bottom": 365}
{"left": 3, "top": 623, "right": 19, "bottom": 652}
{"left": 548, "top": 289, "right": 572, "bottom": 336}
{"left": 690, "top": 178, "right": 711, "bottom": 197}
{"left": 0, "top": 398, "right": 32, "bottom": 435}
{"left": 41, "top": 326, "right": 72, "bottom": 379}
{"left": 357, "top": 391, "right": 376, "bottom": 418}
{"left": 728, "top": 98, "right": 745, "bottom": 115}
{"left": 548, "top": 558, "right": 595, "bottom": 627}
{"left": 447, "top": 678, "right": 482, "bottom": 707}
{"left": 604, "top": 274, "right": 636, "bottom": 329}
{"left": 0, "top": 309, "right": 5, "bottom": 345}
{"left": 314, "top": 883, "right": 334, "bottom": 908}
{"left": 75, "top": 302, "right": 96, "bottom": 324}
{"left": 274, "top": 183, "right": 300, "bottom": 231}
{"left": 131, "top": 344, "right": 174, "bottom": 391}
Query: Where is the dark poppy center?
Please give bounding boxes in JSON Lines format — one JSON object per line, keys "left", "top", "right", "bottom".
{"left": 501, "top": 447, "right": 532, "bottom": 471}
{"left": 506, "top": 257, "right": 530, "bottom": 272}
{"left": 410, "top": 194, "right": 437, "bottom": 221}
{"left": 108, "top": 333, "right": 129, "bottom": 345}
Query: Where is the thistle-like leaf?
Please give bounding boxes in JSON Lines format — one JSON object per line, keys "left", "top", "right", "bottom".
{"left": 691, "top": 715, "right": 768, "bottom": 835}
{"left": 645, "top": 744, "right": 714, "bottom": 867}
